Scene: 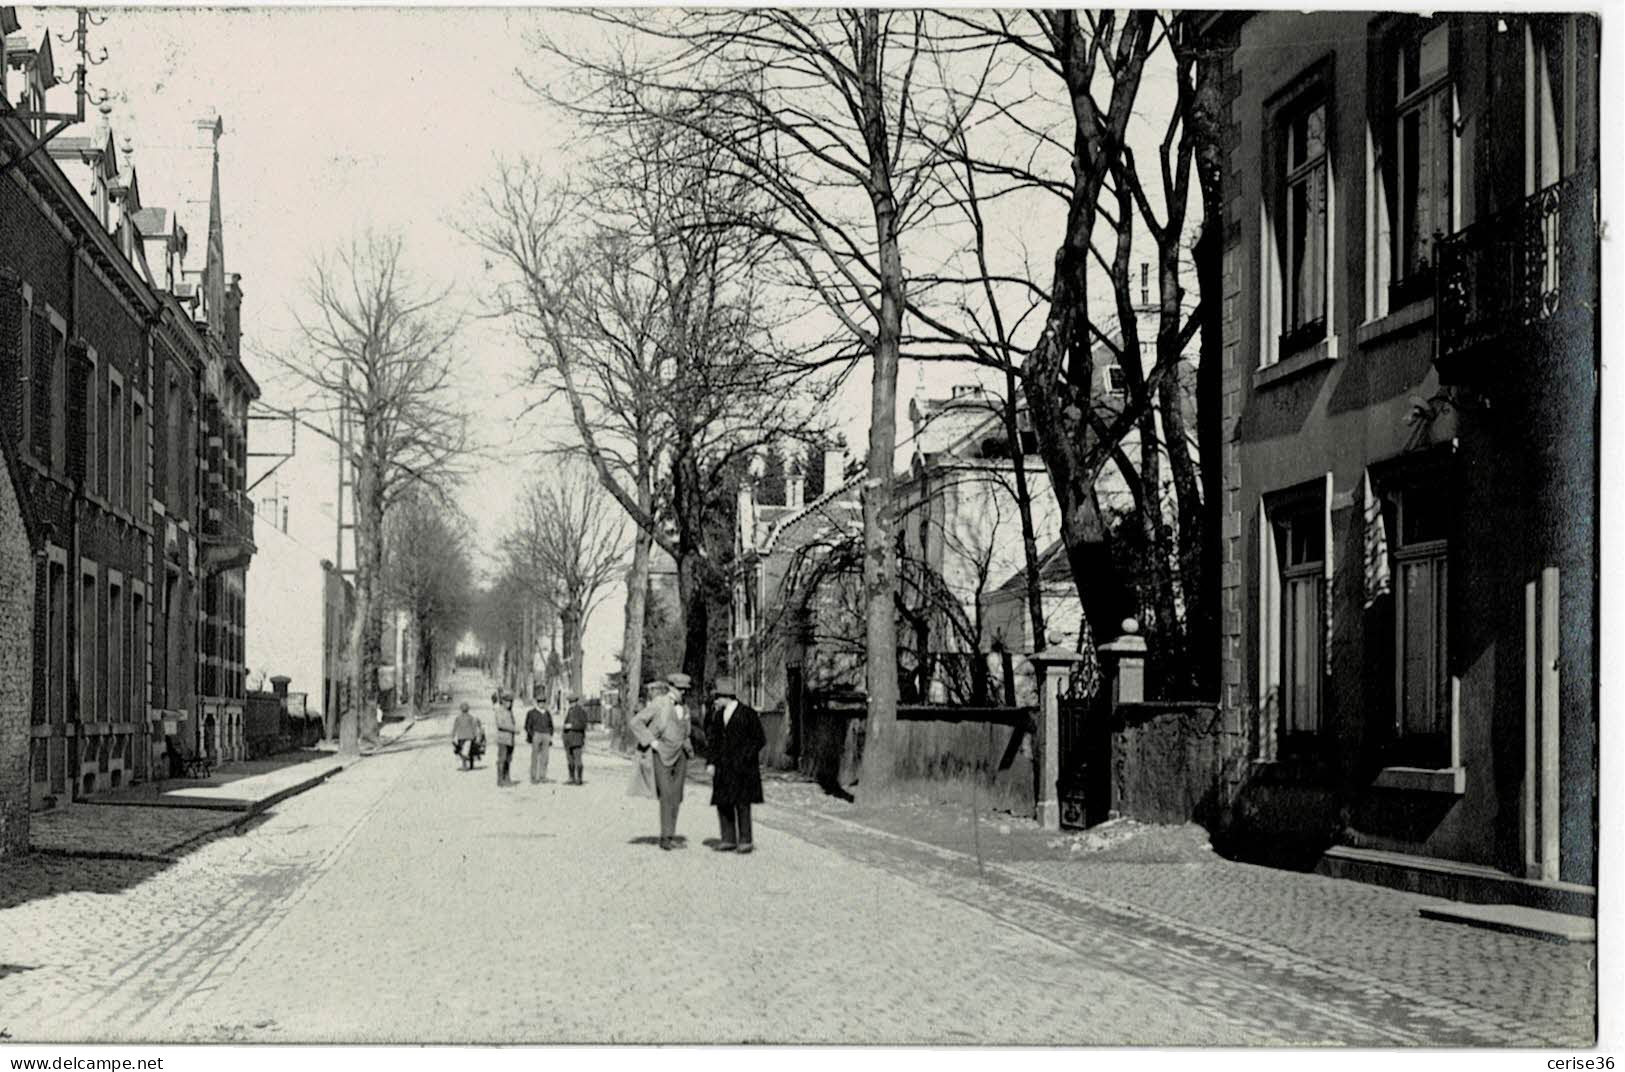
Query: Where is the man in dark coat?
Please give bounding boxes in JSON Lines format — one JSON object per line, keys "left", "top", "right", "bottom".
{"left": 524, "top": 696, "right": 554, "bottom": 784}
{"left": 561, "top": 693, "right": 589, "bottom": 785}
{"left": 707, "top": 676, "right": 765, "bottom": 854}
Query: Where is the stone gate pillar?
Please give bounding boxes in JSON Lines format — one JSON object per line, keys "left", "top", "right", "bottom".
{"left": 1028, "top": 632, "right": 1083, "bottom": 831}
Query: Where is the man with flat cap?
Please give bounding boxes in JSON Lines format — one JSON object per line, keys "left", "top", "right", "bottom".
{"left": 630, "top": 672, "right": 694, "bottom": 850}
{"left": 707, "top": 677, "right": 766, "bottom": 853}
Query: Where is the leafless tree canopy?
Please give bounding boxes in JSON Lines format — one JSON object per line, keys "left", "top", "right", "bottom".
{"left": 274, "top": 231, "right": 474, "bottom": 752}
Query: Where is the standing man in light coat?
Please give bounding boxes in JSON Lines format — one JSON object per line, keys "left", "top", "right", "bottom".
{"left": 707, "top": 677, "right": 766, "bottom": 853}
{"left": 494, "top": 693, "right": 519, "bottom": 787}
{"left": 630, "top": 672, "right": 694, "bottom": 850}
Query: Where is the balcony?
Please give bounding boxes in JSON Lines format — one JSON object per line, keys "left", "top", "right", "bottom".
{"left": 1436, "top": 174, "right": 1597, "bottom": 381}
{"left": 200, "top": 488, "right": 256, "bottom": 575}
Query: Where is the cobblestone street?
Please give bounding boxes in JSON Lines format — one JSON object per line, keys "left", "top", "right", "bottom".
{"left": 0, "top": 685, "right": 1596, "bottom": 1046}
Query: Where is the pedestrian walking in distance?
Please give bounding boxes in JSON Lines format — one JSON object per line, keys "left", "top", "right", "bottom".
{"left": 630, "top": 672, "right": 694, "bottom": 850}
{"left": 707, "top": 677, "right": 765, "bottom": 854}
{"left": 452, "top": 702, "right": 480, "bottom": 771}
{"left": 494, "top": 693, "right": 519, "bottom": 787}
{"left": 562, "top": 693, "right": 589, "bottom": 785}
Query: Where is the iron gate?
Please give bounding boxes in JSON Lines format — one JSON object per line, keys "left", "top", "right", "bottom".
{"left": 1057, "top": 674, "right": 1110, "bottom": 829}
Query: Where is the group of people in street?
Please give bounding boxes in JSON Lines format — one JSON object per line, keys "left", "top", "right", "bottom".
{"left": 628, "top": 672, "right": 766, "bottom": 854}
{"left": 445, "top": 670, "right": 766, "bottom": 855}
{"left": 451, "top": 691, "right": 589, "bottom": 786}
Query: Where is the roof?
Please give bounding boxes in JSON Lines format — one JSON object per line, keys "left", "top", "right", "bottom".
{"left": 759, "top": 473, "right": 863, "bottom": 557}
{"left": 990, "top": 538, "right": 1076, "bottom": 596}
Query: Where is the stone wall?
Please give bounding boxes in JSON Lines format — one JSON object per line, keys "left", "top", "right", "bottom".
{"left": 1109, "top": 702, "right": 1226, "bottom": 827}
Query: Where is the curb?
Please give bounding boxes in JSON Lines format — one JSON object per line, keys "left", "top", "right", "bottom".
{"left": 24, "top": 730, "right": 415, "bottom": 863}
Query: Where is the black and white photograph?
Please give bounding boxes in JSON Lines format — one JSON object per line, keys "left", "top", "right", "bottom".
{"left": 0, "top": 2, "right": 1611, "bottom": 1059}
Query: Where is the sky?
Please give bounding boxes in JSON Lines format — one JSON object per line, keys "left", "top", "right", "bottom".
{"left": 7, "top": 6, "right": 1215, "bottom": 695}
{"left": 11, "top": 5, "right": 1152, "bottom": 695}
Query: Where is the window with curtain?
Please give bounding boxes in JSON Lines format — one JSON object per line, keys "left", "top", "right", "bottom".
{"left": 1276, "top": 504, "right": 1326, "bottom": 738}
{"left": 1282, "top": 99, "right": 1330, "bottom": 352}
{"left": 1387, "top": 20, "right": 1454, "bottom": 306}
{"left": 1392, "top": 485, "right": 1450, "bottom": 766}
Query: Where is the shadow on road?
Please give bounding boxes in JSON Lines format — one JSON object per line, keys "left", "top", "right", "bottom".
{"left": 626, "top": 835, "right": 689, "bottom": 848}
{"left": 0, "top": 853, "right": 169, "bottom": 911}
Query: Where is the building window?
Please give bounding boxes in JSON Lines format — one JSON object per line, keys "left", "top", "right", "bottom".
{"left": 108, "top": 578, "right": 123, "bottom": 728}
{"left": 1526, "top": 15, "right": 1582, "bottom": 195}
{"left": 79, "top": 565, "right": 97, "bottom": 721}
{"left": 1282, "top": 99, "right": 1329, "bottom": 352}
{"left": 1276, "top": 504, "right": 1325, "bottom": 738}
{"left": 85, "top": 350, "right": 99, "bottom": 498}
{"left": 132, "top": 393, "right": 147, "bottom": 523}
{"left": 48, "top": 553, "right": 66, "bottom": 723}
{"left": 1259, "top": 479, "right": 1331, "bottom": 758}
{"left": 1390, "top": 484, "right": 1450, "bottom": 766}
{"left": 109, "top": 372, "right": 125, "bottom": 513}
{"left": 49, "top": 312, "right": 66, "bottom": 472}
{"left": 1385, "top": 19, "right": 1456, "bottom": 309}
{"left": 1106, "top": 365, "right": 1127, "bottom": 394}
{"left": 132, "top": 588, "right": 146, "bottom": 723}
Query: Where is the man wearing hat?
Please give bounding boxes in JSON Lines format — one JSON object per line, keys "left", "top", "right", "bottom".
{"left": 493, "top": 692, "right": 519, "bottom": 787}
{"left": 561, "top": 692, "right": 590, "bottom": 785}
{"left": 524, "top": 693, "right": 555, "bottom": 784}
{"left": 707, "top": 676, "right": 766, "bottom": 853}
{"left": 630, "top": 672, "right": 695, "bottom": 849}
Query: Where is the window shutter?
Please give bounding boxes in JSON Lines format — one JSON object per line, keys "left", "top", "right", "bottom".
{"left": 0, "top": 271, "right": 19, "bottom": 442}
{"left": 30, "top": 308, "right": 50, "bottom": 463}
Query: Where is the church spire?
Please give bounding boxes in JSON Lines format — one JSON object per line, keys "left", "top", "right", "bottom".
{"left": 197, "top": 114, "right": 226, "bottom": 339}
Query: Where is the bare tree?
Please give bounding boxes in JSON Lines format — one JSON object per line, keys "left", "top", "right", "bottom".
{"left": 504, "top": 464, "right": 628, "bottom": 698}
{"left": 275, "top": 232, "right": 471, "bottom": 753}
{"left": 471, "top": 119, "right": 830, "bottom": 716}
{"left": 382, "top": 490, "right": 475, "bottom": 711}
{"left": 531, "top": 8, "right": 986, "bottom": 791}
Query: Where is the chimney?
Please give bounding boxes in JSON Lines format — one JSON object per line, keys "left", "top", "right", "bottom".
{"left": 269, "top": 675, "right": 291, "bottom": 699}
{"left": 822, "top": 439, "right": 845, "bottom": 494}
{"left": 225, "top": 274, "right": 243, "bottom": 362}
{"left": 786, "top": 459, "right": 804, "bottom": 509}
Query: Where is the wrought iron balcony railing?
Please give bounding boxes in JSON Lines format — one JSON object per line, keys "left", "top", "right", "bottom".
{"left": 203, "top": 488, "right": 256, "bottom": 548}
{"left": 1436, "top": 174, "right": 1596, "bottom": 367}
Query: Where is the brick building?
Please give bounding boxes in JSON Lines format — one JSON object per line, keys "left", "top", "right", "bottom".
{"left": 0, "top": 391, "right": 39, "bottom": 856}
{"left": 1204, "top": 12, "right": 1597, "bottom": 905}
{"left": 1, "top": 37, "right": 257, "bottom": 827}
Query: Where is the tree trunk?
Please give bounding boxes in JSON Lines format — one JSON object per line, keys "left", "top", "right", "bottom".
{"left": 855, "top": 11, "right": 901, "bottom": 792}
{"left": 344, "top": 453, "right": 384, "bottom": 754}
{"left": 676, "top": 545, "right": 709, "bottom": 700}
{"left": 561, "top": 605, "right": 584, "bottom": 700}
{"left": 618, "top": 525, "right": 652, "bottom": 747}
{"left": 1001, "top": 375, "right": 1047, "bottom": 649}
{"left": 1176, "top": 14, "right": 1232, "bottom": 698}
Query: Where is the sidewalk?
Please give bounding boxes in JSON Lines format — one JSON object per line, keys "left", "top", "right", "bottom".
{"left": 754, "top": 777, "right": 1597, "bottom": 1046}
{"left": 29, "top": 718, "right": 418, "bottom": 862}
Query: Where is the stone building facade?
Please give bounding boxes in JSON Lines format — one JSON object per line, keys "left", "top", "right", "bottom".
{"left": 1205, "top": 12, "right": 1597, "bottom": 902}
